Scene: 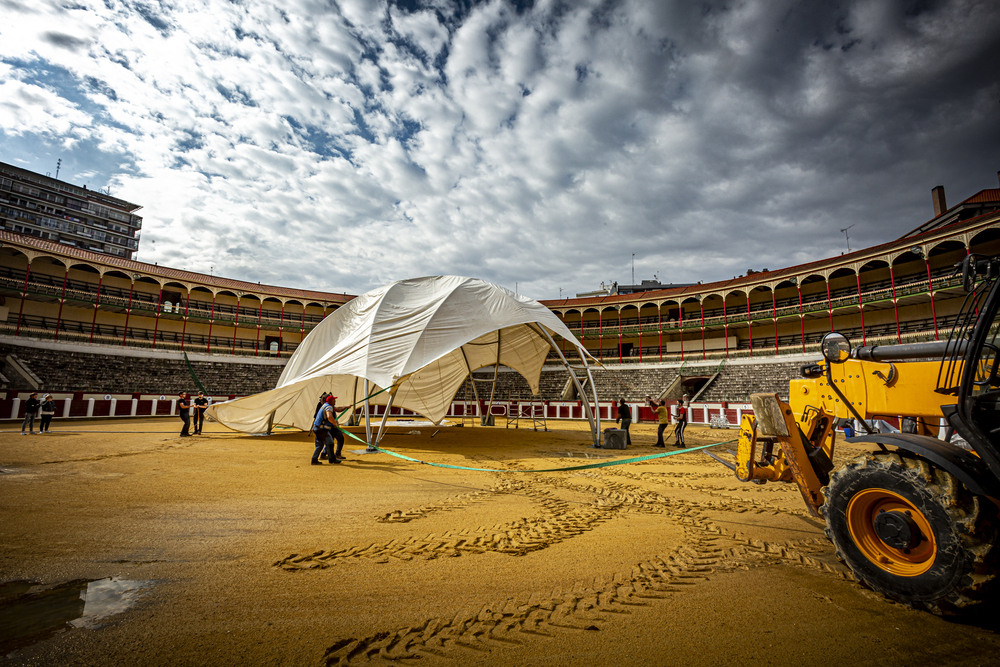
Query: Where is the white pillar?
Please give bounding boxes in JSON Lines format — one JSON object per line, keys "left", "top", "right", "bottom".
{"left": 131, "top": 398, "right": 138, "bottom": 416}
{"left": 11, "top": 398, "right": 20, "bottom": 419}
{"left": 86, "top": 398, "right": 94, "bottom": 417}
{"left": 110, "top": 398, "right": 117, "bottom": 416}
{"left": 62, "top": 398, "right": 71, "bottom": 418}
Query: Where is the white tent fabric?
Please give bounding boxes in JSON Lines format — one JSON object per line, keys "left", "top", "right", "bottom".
{"left": 207, "top": 276, "right": 592, "bottom": 434}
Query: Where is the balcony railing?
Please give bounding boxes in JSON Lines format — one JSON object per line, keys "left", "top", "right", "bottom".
{"left": 2, "top": 317, "right": 298, "bottom": 358}
{"left": 560, "top": 272, "right": 963, "bottom": 337}
{"left": 0, "top": 269, "right": 332, "bottom": 330}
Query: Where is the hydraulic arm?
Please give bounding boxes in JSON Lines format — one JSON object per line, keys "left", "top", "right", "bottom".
{"left": 736, "top": 355, "right": 957, "bottom": 516}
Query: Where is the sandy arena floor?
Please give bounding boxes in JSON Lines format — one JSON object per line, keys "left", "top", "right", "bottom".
{"left": 2, "top": 418, "right": 999, "bottom": 666}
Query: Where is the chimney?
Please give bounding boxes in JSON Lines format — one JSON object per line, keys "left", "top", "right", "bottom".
{"left": 931, "top": 185, "right": 947, "bottom": 217}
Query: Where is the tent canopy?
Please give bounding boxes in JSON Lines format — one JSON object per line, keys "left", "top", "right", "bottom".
{"left": 208, "top": 276, "right": 591, "bottom": 434}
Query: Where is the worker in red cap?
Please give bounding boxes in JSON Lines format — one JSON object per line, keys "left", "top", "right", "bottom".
{"left": 312, "top": 395, "right": 348, "bottom": 464}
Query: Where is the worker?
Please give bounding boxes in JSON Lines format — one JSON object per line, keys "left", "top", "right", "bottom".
{"left": 615, "top": 398, "right": 632, "bottom": 446}
{"left": 313, "top": 395, "right": 348, "bottom": 464}
{"left": 674, "top": 393, "right": 689, "bottom": 448}
{"left": 646, "top": 395, "right": 669, "bottom": 447}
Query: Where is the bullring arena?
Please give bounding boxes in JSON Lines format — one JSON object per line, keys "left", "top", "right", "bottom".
{"left": 3, "top": 180, "right": 1000, "bottom": 665}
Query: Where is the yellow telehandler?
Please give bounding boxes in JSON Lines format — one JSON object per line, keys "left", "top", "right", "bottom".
{"left": 729, "top": 254, "right": 1000, "bottom": 613}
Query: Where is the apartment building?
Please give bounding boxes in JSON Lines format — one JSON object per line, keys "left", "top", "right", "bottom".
{"left": 0, "top": 161, "right": 142, "bottom": 259}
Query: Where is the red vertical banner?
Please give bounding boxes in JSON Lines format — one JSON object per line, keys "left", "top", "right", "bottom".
{"left": 856, "top": 272, "right": 866, "bottom": 346}
{"left": 826, "top": 279, "right": 833, "bottom": 331}
{"left": 206, "top": 292, "right": 217, "bottom": 353}
{"left": 889, "top": 265, "right": 901, "bottom": 343}
{"left": 180, "top": 290, "right": 191, "bottom": 351}
{"left": 122, "top": 279, "right": 135, "bottom": 346}
{"left": 925, "top": 258, "right": 938, "bottom": 340}
{"left": 152, "top": 285, "right": 164, "bottom": 349}
{"left": 88, "top": 273, "right": 104, "bottom": 343}
{"left": 54, "top": 266, "right": 69, "bottom": 342}
{"left": 678, "top": 302, "right": 684, "bottom": 361}
{"left": 232, "top": 296, "right": 241, "bottom": 354}
{"left": 771, "top": 289, "right": 778, "bottom": 356}
{"left": 797, "top": 283, "right": 805, "bottom": 353}
{"left": 722, "top": 297, "right": 729, "bottom": 359}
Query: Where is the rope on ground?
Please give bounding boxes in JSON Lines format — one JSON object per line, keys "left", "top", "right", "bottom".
{"left": 352, "top": 434, "right": 737, "bottom": 473}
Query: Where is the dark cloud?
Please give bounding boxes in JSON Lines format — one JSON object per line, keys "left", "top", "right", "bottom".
{"left": 42, "top": 32, "right": 90, "bottom": 51}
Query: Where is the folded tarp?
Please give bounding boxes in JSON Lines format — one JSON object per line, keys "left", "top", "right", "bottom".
{"left": 207, "top": 275, "right": 592, "bottom": 434}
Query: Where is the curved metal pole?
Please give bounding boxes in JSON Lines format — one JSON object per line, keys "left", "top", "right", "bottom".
{"left": 351, "top": 376, "right": 359, "bottom": 426}
{"left": 460, "top": 347, "right": 481, "bottom": 417}
{"left": 363, "top": 379, "right": 372, "bottom": 446}
{"left": 537, "top": 327, "right": 598, "bottom": 446}
{"left": 372, "top": 390, "right": 397, "bottom": 450}
{"left": 484, "top": 331, "right": 501, "bottom": 423}
{"left": 582, "top": 353, "right": 602, "bottom": 439}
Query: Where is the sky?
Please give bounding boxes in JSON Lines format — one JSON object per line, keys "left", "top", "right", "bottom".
{"left": 1, "top": 0, "right": 998, "bottom": 300}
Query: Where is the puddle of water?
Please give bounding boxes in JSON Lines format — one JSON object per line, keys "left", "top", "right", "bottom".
{"left": 0, "top": 577, "right": 151, "bottom": 656}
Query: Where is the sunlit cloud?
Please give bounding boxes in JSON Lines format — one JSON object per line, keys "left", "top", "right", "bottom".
{"left": 1, "top": 0, "right": 997, "bottom": 298}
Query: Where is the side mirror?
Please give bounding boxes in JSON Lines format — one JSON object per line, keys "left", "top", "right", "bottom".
{"left": 961, "top": 254, "right": 980, "bottom": 292}
{"left": 961, "top": 254, "right": 998, "bottom": 292}
{"left": 821, "top": 332, "right": 852, "bottom": 364}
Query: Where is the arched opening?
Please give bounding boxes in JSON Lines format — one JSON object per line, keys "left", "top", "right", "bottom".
{"left": 969, "top": 226, "right": 1000, "bottom": 256}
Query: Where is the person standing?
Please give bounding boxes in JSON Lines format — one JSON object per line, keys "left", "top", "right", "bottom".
{"left": 646, "top": 395, "right": 669, "bottom": 447}
{"left": 674, "top": 393, "right": 689, "bottom": 448}
{"left": 192, "top": 391, "right": 209, "bottom": 434}
{"left": 615, "top": 398, "right": 632, "bottom": 446}
{"left": 315, "top": 392, "right": 330, "bottom": 417}
{"left": 178, "top": 392, "right": 192, "bottom": 437}
{"left": 312, "top": 396, "right": 345, "bottom": 465}
{"left": 325, "top": 395, "right": 348, "bottom": 462}
{"left": 39, "top": 394, "right": 56, "bottom": 433}
{"left": 315, "top": 392, "right": 330, "bottom": 459}
{"left": 21, "top": 392, "right": 40, "bottom": 435}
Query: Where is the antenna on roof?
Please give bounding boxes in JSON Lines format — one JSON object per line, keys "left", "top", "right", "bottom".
{"left": 55, "top": 159, "right": 62, "bottom": 180}
{"left": 840, "top": 224, "right": 855, "bottom": 252}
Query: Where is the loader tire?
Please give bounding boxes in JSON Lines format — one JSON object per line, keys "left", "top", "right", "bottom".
{"left": 822, "top": 452, "right": 1000, "bottom": 614}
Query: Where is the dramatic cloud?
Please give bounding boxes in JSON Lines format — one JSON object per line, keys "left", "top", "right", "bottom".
{"left": 1, "top": 0, "right": 998, "bottom": 298}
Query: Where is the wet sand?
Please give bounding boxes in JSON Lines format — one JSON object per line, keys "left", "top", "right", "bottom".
{"left": 1, "top": 418, "right": 998, "bottom": 666}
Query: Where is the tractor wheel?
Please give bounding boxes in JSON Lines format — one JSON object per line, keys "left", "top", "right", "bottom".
{"left": 822, "top": 452, "right": 1000, "bottom": 614}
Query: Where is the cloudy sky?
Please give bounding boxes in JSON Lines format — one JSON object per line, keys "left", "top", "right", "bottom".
{"left": 2, "top": 0, "right": 998, "bottom": 299}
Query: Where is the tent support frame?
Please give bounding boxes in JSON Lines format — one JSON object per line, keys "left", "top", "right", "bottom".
{"left": 371, "top": 390, "right": 396, "bottom": 451}
{"left": 483, "top": 331, "right": 501, "bottom": 425}
{"left": 460, "top": 347, "right": 481, "bottom": 419}
{"left": 351, "top": 376, "right": 359, "bottom": 426}
{"left": 363, "top": 379, "right": 373, "bottom": 446}
{"left": 537, "top": 327, "right": 601, "bottom": 446}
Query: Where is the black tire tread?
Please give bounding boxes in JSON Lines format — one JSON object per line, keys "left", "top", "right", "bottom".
{"left": 821, "top": 451, "right": 1000, "bottom": 614}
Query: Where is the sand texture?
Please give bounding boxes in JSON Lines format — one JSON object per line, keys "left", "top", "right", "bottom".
{"left": 2, "top": 418, "right": 999, "bottom": 666}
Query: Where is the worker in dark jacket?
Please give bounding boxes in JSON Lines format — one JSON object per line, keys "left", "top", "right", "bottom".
{"left": 178, "top": 392, "right": 192, "bottom": 437}
{"left": 615, "top": 398, "right": 632, "bottom": 445}
{"left": 21, "top": 392, "right": 40, "bottom": 435}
